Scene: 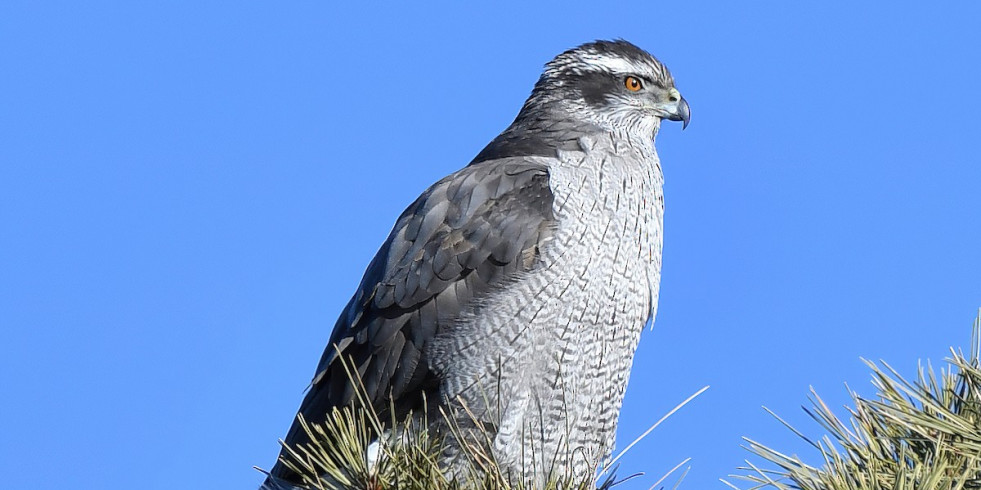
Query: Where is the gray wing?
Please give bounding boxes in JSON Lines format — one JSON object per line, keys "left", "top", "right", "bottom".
{"left": 273, "top": 158, "right": 555, "bottom": 474}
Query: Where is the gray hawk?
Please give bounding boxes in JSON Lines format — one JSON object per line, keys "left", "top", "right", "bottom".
{"left": 263, "top": 39, "right": 689, "bottom": 489}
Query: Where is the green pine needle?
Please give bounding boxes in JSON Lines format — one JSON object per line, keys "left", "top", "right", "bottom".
{"left": 726, "top": 309, "right": 981, "bottom": 490}
{"left": 258, "top": 352, "right": 703, "bottom": 489}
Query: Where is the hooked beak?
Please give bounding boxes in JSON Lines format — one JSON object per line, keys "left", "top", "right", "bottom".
{"left": 662, "top": 87, "right": 690, "bottom": 129}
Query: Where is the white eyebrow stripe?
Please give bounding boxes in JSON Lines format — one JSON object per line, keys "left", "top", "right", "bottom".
{"left": 578, "top": 53, "right": 646, "bottom": 75}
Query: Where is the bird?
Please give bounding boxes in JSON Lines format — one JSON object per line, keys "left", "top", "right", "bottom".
{"left": 262, "top": 39, "right": 689, "bottom": 489}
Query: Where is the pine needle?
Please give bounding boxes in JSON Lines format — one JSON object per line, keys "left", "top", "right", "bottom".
{"left": 732, "top": 309, "right": 981, "bottom": 490}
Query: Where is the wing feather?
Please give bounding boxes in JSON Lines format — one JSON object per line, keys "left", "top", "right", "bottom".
{"left": 272, "top": 158, "right": 555, "bottom": 478}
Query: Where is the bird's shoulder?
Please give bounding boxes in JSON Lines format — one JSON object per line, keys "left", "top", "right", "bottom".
{"left": 359, "top": 157, "right": 556, "bottom": 314}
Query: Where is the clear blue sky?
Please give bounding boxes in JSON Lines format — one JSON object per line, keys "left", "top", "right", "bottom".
{"left": 2, "top": 2, "right": 980, "bottom": 489}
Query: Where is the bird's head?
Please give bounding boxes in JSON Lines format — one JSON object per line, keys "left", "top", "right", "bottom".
{"left": 524, "top": 40, "right": 689, "bottom": 140}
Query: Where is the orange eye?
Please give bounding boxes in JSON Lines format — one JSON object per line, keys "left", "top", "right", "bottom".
{"left": 625, "top": 76, "right": 643, "bottom": 92}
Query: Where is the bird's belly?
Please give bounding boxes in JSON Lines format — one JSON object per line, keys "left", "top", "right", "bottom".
{"left": 435, "top": 149, "right": 664, "bottom": 483}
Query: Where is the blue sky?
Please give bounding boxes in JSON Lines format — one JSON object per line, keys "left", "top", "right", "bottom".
{"left": 2, "top": 2, "right": 980, "bottom": 489}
